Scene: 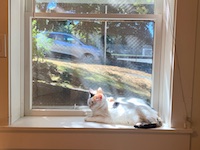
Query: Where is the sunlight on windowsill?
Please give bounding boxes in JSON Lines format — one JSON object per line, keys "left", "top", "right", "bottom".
{"left": 8, "top": 116, "right": 193, "bottom": 134}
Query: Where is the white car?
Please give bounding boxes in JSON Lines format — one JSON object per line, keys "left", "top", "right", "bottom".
{"left": 37, "top": 32, "right": 103, "bottom": 63}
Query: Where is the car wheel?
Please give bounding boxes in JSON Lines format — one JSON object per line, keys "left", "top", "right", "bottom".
{"left": 45, "top": 51, "right": 55, "bottom": 58}
{"left": 81, "top": 54, "right": 95, "bottom": 64}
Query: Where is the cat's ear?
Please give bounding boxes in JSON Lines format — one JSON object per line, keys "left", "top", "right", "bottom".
{"left": 89, "top": 89, "right": 96, "bottom": 94}
{"left": 89, "top": 89, "right": 95, "bottom": 98}
{"left": 97, "top": 87, "right": 103, "bottom": 94}
{"left": 89, "top": 92, "right": 95, "bottom": 98}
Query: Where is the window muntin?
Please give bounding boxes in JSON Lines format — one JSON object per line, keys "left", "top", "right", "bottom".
{"left": 24, "top": 0, "right": 162, "bottom": 114}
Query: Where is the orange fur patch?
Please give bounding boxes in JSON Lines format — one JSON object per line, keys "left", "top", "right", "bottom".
{"left": 93, "top": 93, "right": 103, "bottom": 101}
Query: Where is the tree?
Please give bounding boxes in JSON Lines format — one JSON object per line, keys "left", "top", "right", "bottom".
{"left": 34, "top": 2, "right": 154, "bottom": 50}
{"left": 32, "top": 19, "right": 53, "bottom": 61}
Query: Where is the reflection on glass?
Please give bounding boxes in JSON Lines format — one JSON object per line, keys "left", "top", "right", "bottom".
{"left": 32, "top": 18, "right": 154, "bottom": 108}
{"left": 35, "top": 0, "right": 154, "bottom": 14}
{"left": 46, "top": 0, "right": 57, "bottom": 11}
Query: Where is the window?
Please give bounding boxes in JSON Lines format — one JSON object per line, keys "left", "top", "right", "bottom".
{"left": 9, "top": 0, "right": 176, "bottom": 127}
{"left": 23, "top": 0, "right": 164, "bottom": 116}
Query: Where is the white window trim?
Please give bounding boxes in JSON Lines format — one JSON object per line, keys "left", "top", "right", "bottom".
{"left": 9, "top": 0, "right": 175, "bottom": 128}
{"left": 9, "top": 0, "right": 25, "bottom": 124}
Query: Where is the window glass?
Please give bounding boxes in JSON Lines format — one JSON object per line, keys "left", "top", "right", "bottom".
{"left": 32, "top": 18, "right": 154, "bottom": 108}
{"left": 35, "top": 0, "right": 155, "bottom": 14}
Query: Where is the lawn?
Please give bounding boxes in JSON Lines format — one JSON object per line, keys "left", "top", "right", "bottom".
{"left": 32, "top": 58, "right": 152, "bottom": 106}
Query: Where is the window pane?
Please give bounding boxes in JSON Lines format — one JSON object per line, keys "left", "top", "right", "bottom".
{"left": 35, "top": 0, "right": 154, "bottom": 14}
{"left": 32, "top": 18, "right": 154, "bottom": 108}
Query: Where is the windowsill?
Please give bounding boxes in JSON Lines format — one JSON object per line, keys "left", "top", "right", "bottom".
{"left": 1, "top": 116, "right": 193, "bottom": 134}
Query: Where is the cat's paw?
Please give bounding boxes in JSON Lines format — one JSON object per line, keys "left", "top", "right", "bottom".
{"left": 84, "top": 117, "right": 93, "bottom": 122}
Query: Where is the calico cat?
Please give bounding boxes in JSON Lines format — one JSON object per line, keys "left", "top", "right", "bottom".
{"left": 85, "top": 88, "right": 162, "bottom": 128}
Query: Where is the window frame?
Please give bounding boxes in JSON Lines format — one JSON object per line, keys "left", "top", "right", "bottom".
{"left": 7, "top": 0, "right": 177, "bottom": 128}
{"left": 24, "top": 1, "right": 163, "bottom": 117}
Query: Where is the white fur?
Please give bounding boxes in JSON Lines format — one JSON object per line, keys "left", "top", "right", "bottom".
{"left": 85, "top": 88, "right": 162, "bottom": 127}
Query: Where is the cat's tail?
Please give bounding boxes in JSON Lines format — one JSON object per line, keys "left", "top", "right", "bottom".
{"left": 134, "top": 117, "right": 163, "bottom": 129}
